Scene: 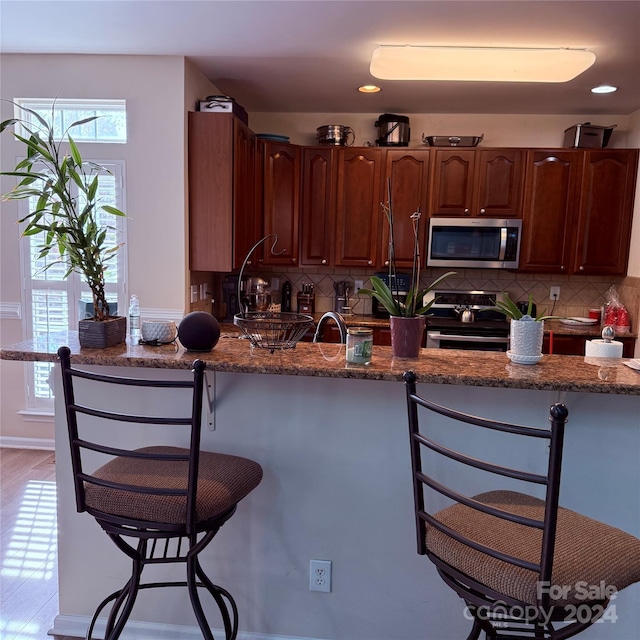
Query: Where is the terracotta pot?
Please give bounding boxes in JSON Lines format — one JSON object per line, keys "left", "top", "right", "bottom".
{"left": 390, "top": 316, "right": 426, "bottom": 358}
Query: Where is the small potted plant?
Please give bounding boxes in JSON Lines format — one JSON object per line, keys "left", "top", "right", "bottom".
{"left": 493, "top": 293, "right": 559, "bottom": 364}
{"left": 1, "top": 102, "right": 126, "bottom": 348}
{"left": 360, "top": 182, "right": 455, "bottom": 357}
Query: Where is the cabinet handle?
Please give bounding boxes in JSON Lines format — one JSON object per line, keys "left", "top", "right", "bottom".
{"left": 480, "top": 208, "right": 486, "bottom": 214}
{"left": 579, "top": 265, "right": 584, "bottom": 271}
{"left": 368, "top": 260, "right": 373, "bottom": 266}
{"left": 321, "top": 259, "right": 327, "bottom": 265}
{"left": 291, "top": 258, "right": 296, "bottom": 263}
{"left": 247, "top": 260, "right": 252, "bottom": 265}
{"left": 464, "top": 208, "right": 469, "bottom": 214}
{"left": 560, "top": 265, "right": 565, "bottom": 270}
{"left": 385, "top": 260, "right": 389, "bottom": 266}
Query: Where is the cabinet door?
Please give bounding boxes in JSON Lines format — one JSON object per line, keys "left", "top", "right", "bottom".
{"left": 520, "top": 151, "right": 582, "bottom": 273}
{"left": 381, "top": 150, "right": 430, "bottom": 268}
{"left": 335, "top": 148, "right": 384, "bottom": 267}
{"left": 188, "top": 113, "right": 257, "bottom": 272}
{"left": 573, "top": 150, "right": 639, "bottom": 275}
{"left": 474, "top": 149, "right": 524, "bottom": 217}
{"left": 300, "top": 147, "right": 335, "bottom": 266}
{"left": 261, "top": 142, "right": 301, "bottom": 266}
{"left": 233, "top": 120, "right": 260, "bottom": 269}
{"left": 429, "top": 150, "right": 475, "bottom": 216}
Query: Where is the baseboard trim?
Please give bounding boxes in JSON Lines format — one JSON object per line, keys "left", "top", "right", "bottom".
{"left": 50, "top": 614, "right": 327, "bottom": 640}
{"left": 0, "top": 435, "right": 55, "bottom": 450}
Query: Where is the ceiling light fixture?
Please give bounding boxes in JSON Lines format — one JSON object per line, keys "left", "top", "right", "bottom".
{"left": 591, "top": 85, "right": 617, "bottom": 94}
{"left": 370, "top": 46, "right": 596, "bottom": 83}
{"left": 358, "top": 85, "right": 381, "bottom": 93}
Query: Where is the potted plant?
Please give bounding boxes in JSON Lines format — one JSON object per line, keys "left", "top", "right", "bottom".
{"left": 493, "top": 293, "right": 559, "bottom": 364}
{"left": 1, "top": 102, "right": 126, "bottom": 348}
{"left": 360, "top": 183, "right": 455, "bottom": 357}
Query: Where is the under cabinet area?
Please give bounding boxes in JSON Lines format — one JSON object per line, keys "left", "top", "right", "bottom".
{"left": 543, "top": 333, "right": 636, "bottom": 357}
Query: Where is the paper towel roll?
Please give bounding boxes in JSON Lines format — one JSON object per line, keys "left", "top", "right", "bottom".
{"left": 584, "top": 339, "right": 623, "bottom": 358}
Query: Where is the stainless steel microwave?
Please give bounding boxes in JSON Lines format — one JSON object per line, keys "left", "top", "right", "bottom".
{"left": 427, "top": 218, "right": 522, "bottom": 269}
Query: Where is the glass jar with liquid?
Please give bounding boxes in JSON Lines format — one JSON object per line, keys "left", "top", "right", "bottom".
{"left": 346, "top": 327, "right": 373, "bottom": 365}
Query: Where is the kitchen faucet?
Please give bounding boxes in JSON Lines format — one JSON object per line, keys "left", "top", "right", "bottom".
{"left": 312, "top": 311, "right": 347, "bottom": 344}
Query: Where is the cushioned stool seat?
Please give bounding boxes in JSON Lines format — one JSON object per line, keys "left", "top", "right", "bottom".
{"left": 428, "top": 490, "right": 640, "bottom": 607}
{"left": 85, "top": 446, "right": 263, "bottom": 526}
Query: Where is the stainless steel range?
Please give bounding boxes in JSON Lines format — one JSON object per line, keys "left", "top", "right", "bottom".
{"left": 424, "top": 290, "right": 510, "bottom": 351}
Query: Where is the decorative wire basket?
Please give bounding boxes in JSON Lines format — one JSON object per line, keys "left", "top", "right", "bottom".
{"left": 234, "top": 312, "right": 314, "bottom": 352}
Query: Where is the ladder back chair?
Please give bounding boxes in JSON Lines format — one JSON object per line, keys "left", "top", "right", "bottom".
{"left": 403, "top": 370, "right": 640, "bottom": 640}
{"left": 58, "top": 346, "right": 263, "bottom": 640}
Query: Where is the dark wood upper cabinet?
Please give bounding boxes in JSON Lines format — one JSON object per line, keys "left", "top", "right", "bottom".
{"left": 300, "top": 147, "right": 335, "bottom": 266}
{"left": 520, "top": 150, "right": 582, "bottom": 273}
{"left": 381, "top": 150, "right": 431, "bottom": 267}
{"left": 188, "top": 112, "right": 258, "bottom": 272}
{"left": 260, "top": 141, "right": 301, "bottom": 266}
{"left": 334, "top": 148, "right": 384, "bottom": 267}
{"left": 521, "top": 149, "right": 638, "bottom": 276}
{"left": 429, "top": 148, "right": 524, "bottom": 217}
{"left": 573, "top": 150, "right": 638, "bottom": 276}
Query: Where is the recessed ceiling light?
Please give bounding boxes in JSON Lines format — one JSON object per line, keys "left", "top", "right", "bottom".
{"left": 370, "top": 46, "right": 596, "bottom": 82}
{"left": 591, "top": 85, "right": 617, "bottom": 94}
{"left": 359, "top": 85, "right": 381, "bottom": 93}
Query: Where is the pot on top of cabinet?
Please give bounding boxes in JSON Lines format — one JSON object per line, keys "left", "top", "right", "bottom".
{"left": 375, "top": 114, "right": 410, "bottom": 146}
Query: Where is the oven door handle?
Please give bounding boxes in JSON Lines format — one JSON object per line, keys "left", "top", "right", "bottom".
{"left": 427, "top": 331, "right": 510, "bottom": 343}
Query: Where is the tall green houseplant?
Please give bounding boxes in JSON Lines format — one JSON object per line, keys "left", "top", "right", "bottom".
{"left": 1, "top": 102, "right": 126, "bottom": 321}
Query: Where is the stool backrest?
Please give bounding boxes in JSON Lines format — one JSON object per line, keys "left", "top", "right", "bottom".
{"left": 57, "top": 346, "right": 206, "bottom": 533}
{"left": 403, "top": 371, "right": 568, "bottom": 612}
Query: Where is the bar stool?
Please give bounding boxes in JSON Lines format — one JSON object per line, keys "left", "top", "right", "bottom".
{"left": 403, "top": 370, "right": 640, "bottom": 639}
{"left": 57, "top": 346, "right": 263, "bottom": 640}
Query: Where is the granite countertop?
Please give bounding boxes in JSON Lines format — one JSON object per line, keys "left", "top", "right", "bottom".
{"left": 2, "top": 331, "right": 639, "bottom": 395}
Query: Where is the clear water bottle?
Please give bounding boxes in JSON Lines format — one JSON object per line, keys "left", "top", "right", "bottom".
{"left": 129, "top": 294, "right": 141, "bottom": 341}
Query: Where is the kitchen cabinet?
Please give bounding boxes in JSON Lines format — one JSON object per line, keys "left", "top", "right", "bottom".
{"left": 322, "top": 324, "right": 392, "bottom": 346}
{"left": 259, "top": 141, "right": 301, "bottom": 266}
{"left": 334, "top": 148, "right": 384, "bottom": 267}
{"left": 520, "top": 149, "right": 638, "bottom": 275}
{"left": 542, "top": 334, "right": 635, "bottom": 357}
{"left": 381, "top": 150, "right": 431, "bottom": 268}
{"left": 520, "top": 150, "right": 582, "bottom": 273}
{"left": 573, "top": 149, "right": 638, "bottom": 276}
{"left": 188, "top": 112, "right": 259, "bottom": 272}
{"left": 429, "top": 149, "right": 524, "bottom": 217}
{"left": 300, "top": 147, "right": 335, "bottom": 266}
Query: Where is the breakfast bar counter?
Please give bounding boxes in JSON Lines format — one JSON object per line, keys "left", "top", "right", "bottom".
{"left": 1, "top": 334, "right": 639, "bottom": 640}
{"left": 2, "top": 330, "right": 639, "bottom": 394}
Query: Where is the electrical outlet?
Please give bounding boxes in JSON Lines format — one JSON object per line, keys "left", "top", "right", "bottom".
{"left": 550, "top": 286, "right": 560, "bottom": 301}
{"left": 309, "top": 559, "right": 331, "bottom": 593}
{"left": 354, "top": 280, "right": 364, "bottom": 294}
{"left": 190, "top": 285, "right": 198, "bottom": 303}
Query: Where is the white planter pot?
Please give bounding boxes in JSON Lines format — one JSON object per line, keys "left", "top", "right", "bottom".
{"left": 508, "top": 317, "right": 544, "bottom": 364}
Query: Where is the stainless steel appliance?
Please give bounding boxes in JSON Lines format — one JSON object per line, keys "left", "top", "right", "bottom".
{"left": 371, "top": 272, "right": 410, "bottom": 318}
{"left": 316, "top": 125, "right": 355, "bottom": 146}
{"left": 375, "top": 114, "right": 410, "bottom": 146}
{"left": 242, "top": 276, "right": 271, "bottom": 311}
{"left": 333, "top": 280, "right": 353, "bottom": 315}
{"left": 427, "top": 218, "right": 522, "bottom": 269}
{"left": 425, "top": 290, "right": 509, "bottom": 351}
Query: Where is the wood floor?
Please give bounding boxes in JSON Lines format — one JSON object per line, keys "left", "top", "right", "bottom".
{"left": 0, "top": 448, "right": 68, "bottom": 640}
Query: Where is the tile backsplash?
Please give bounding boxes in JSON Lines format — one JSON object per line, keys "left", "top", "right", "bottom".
{"left": 241, "top": 266, "right": 639, "bottom": 331}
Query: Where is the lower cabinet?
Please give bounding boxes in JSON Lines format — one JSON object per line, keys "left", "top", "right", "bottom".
{"left": 321, "top": 324, "right": 391, "bottom": 346}
{"left": 543, "top": 334, "right": 635, "bottom": 357}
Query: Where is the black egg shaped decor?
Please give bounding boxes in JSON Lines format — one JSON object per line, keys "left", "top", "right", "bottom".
{"left": 178, "top": 311, "right": 221, "bottom": 352}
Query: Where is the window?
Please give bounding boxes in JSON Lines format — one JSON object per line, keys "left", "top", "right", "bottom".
{"left": 15, "top": 98, "right": 127, "bottom": 143}
{"left": 22, "top": 161, "right": 127, "bottom": 408}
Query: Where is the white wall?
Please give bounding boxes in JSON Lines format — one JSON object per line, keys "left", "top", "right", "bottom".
{"left": 0, "top": 54, "right": 199, "bottom": 443}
